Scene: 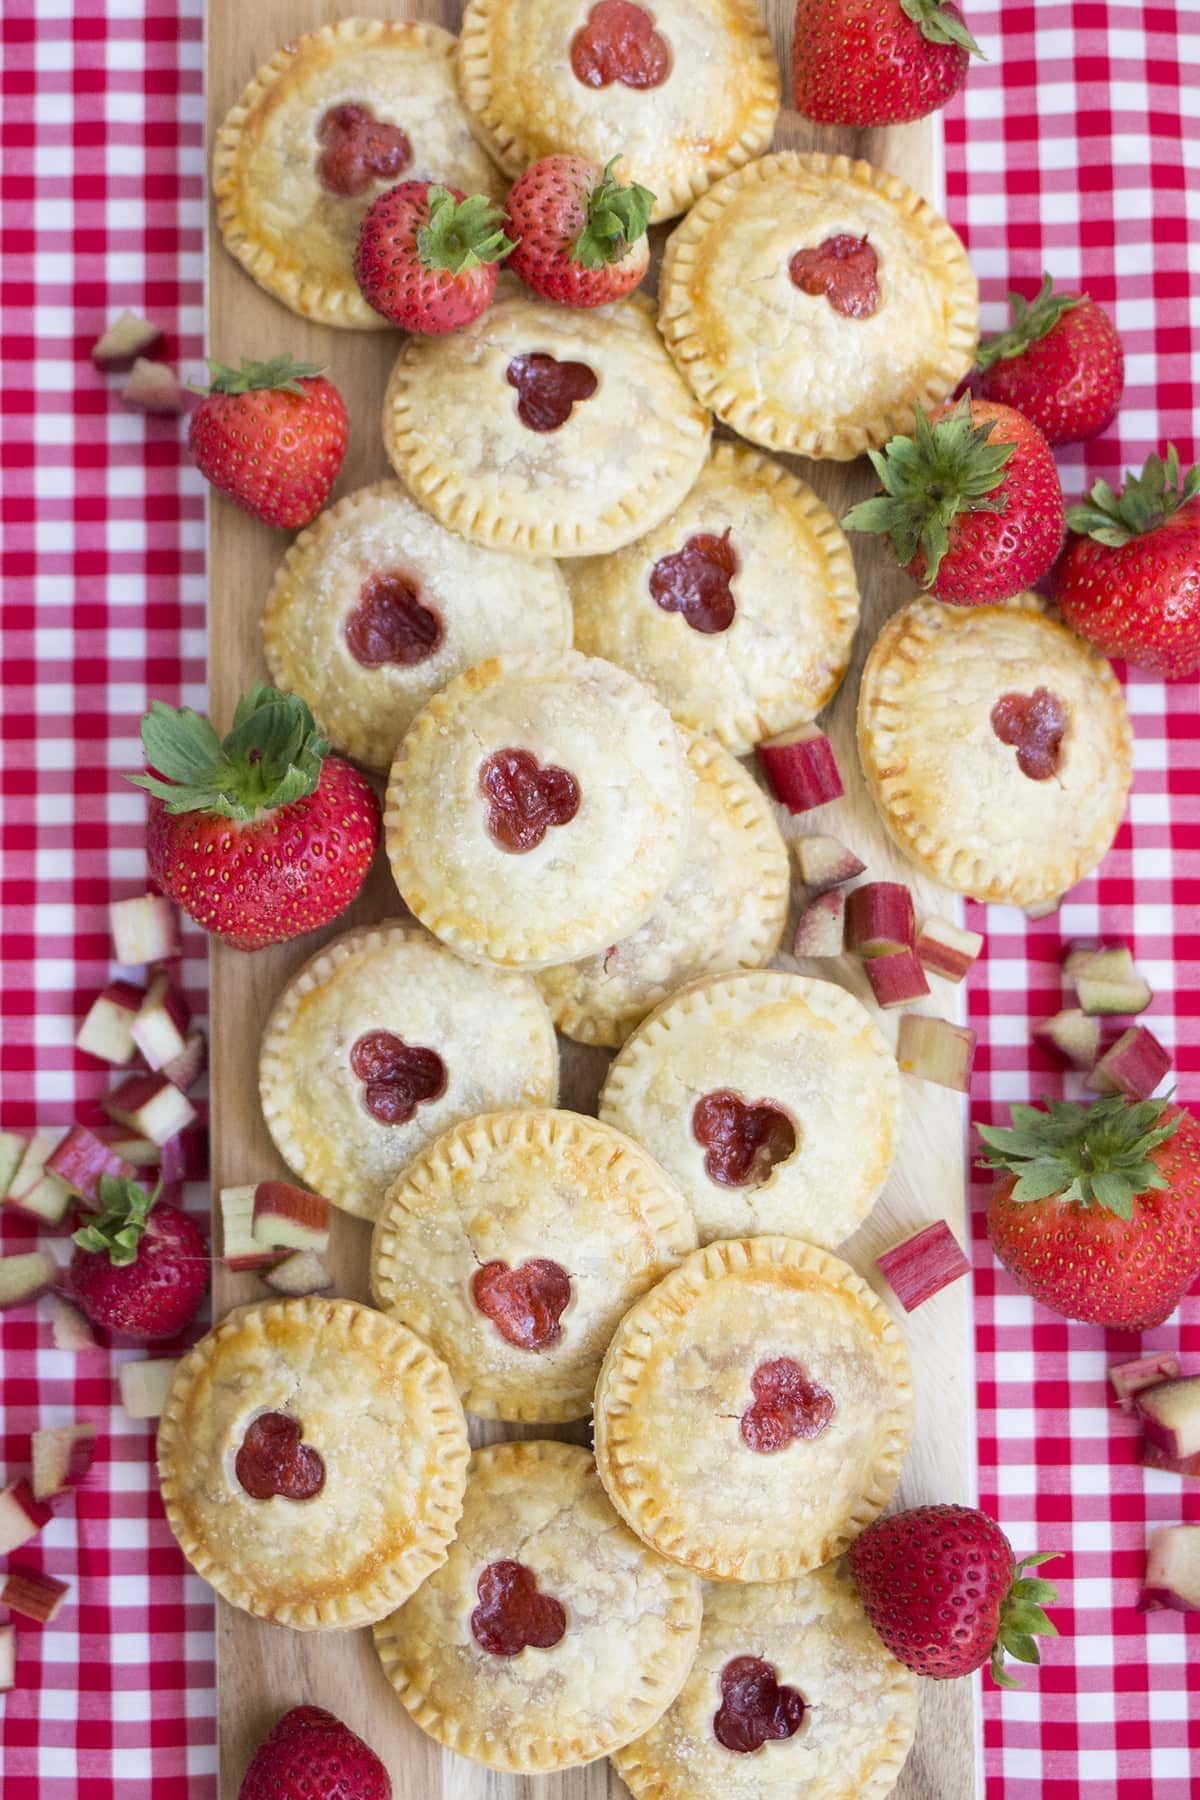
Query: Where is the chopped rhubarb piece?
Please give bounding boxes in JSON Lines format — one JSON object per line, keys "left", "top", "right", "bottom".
{"left": 758, "top": 726, "right": 843, "bottom": 814}
{"left": 75, "top": 979, "right": 145, "bottom": 1065}
{"left": 0, "top": 1131, "right": 26, "bottom": 1202}
{"left": 1070, "top": 945, "right": 1153, "bottom": 1016}
{"left": 162, "top": 1029, "right": 206, "bottom": 1094}
{"left": 1033, "top": 1008, "right": 1101, "bottom": 1071}
{"left": 220, "top": 1184, "right": 282, "bottom": 1271}
{"left": 1135, "top": 1377, "right": 1200, "bottom": 1461}
{"left": 2, "top": 1568, "right": 70, "bottom": 1625}
{"left": 251, "top": 1182, "right": 331, "bottom": 1254}
{"left": 0, "top": 1626, "right": 14, "bottom": 1692}
{"left": 118, "top": 1357, "right": 180, "bottom": 1421}
{"left": 914, "top": 916, "right": 983, "bottom": 983}
{"left": 794, "top": 834, "right": 865, "bottom": 895}
{"left": 158, "top": 1130, "right": 206, "bottom": 1185}
{"left": 1110, "top": 1353, "right": 1182, "bottom": 1411}
{"left": 0, "top": 1482, "right": 54, "bottom": 1553}
{"left": 103, "top": 1072, "right": 196, "bottom": 1146}
{"left": 91, "top": 310, "right": 167, "bottom": 372}
{"left": 1139, "top": 1440, "right": 1200, "bottom": 1479}
{"left": 46, "top": 1126, "right": 135, "bottom": 1206}
{"left": 129, "top": 971, "right": 190, "bottom": 1072}
{"left": 865, "top": 949, "right": 929, "bottom": 1010}
{"left": 94, "top": 1126, "right": 160, "bottom": 1168}
{"left": 1063, "top": 940, "right": 1103, "bottom": 980}
{"left": 31, "top": 1424, "right": 97, "bottom": 1501}
{"left": 792, "top": 890, "right": 844, "bottom": 958}
{"left": 1138, "top": 1525, "right": 1200, "bottom": 1611}
{"left": 845, "top": 883, "right": 916, "bottom": 958}
{"left": 109, "top": 894, "right": 180, "bottom": 968}
{"left": 1086, "top": 1026, "right": 1171, "bottom": 1101}
{"left": 48, "top": 1295, "right": 99, "bottom": 1353}
{"left": 876, "top": 1220, "right": 971, "bottom": 1312}
{"left": 264, "top": 1250, "right": 333, "bottom": 1296}
{"left": 1023, "top": 895, "right": 1063, "bottom": 920}
{"left": 5, "top": 1133, "right": 73, "bottom": 1226}
{"left": 0, "top": 1252, "right": 58, "bottom": 1312}
{"left": 896, "top": 1014, "right": 976, "bottom": 1092}
{"left": 120, "top": 357, "right": 187, "bottom": 415}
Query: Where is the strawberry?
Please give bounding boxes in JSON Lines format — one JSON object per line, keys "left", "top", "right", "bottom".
{"left": 980, "top": 1095, "right": 1200, "bottom": 1330}
{"left": 843, "top": 397, "right": 1064, "bottom": 603}
{"left": 188, "top": 357, "right": 348, "bottom": 530}
{"left": 238, "top": 1705, "right": 390, "bottom": 1800}
{"left": 791, "top": 0, "right": 981, "bottom": 127}
{"left": 977, "top": 274, "right": 1124, "bottom": 445}
{"left": 130, "top": 684, "right": 380, "bottom": 952}
{"left": 848, "top": 1504, "right": 1058, "bottom": 1685}
{"left": 505, "top": 155, "right": 654, "bottom": 308}
{"left": 1052, "top": 446, "right": 1200, "bottom": 677}
{"left": 354, "top": 181, "right": 512, "bottom": 333}
{"left": 70, "top": 1175, "right": 207, "bottom": 1343}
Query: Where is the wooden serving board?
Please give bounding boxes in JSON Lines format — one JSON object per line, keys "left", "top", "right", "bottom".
{"left": 205, "top": 3, "right": 978, "bottom": 1793}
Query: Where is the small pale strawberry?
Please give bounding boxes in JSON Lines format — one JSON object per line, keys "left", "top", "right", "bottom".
{"left": 792, "top": 0, "right": 982, "bottom": 128}
{"left": 354, "top": 181, "right": 513, "bottom": 333}
{"left": 187, "top": 357, "right": 347, "bottom": 530}
{"left": 506, "top": 155, "right": 654, "bottom": 308}
{"left": 977, "top": 273, "right": 1125, "bottom": 445}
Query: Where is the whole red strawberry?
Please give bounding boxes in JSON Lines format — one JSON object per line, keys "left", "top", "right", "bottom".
{"left": 844, "top": 397, "right": 1065, "bottom": 603}
{"left": 131, "top": 684, "right": 380, "bottom": 951}
{"left": 792, "top": 0, "right": 981, "bottom": 127}
{"left": 506, "top": 155, "right": 654, "bottom": 308}
{"left": 1053, "top": 446, "right": 1200, "bottom": 677}
{"left": 354, "top": 181, "right": 512, "bottom": 333}
{"left": 70, "top": 1176, "right": 207, "bottom": 1343}
{"left": 239, "top": 1705, "right": 390, "bottom": 1800}
{"left": 980, "top": 1095, "right": 1200, "bottom": 1330}
{"left": 849, "top": 1505, "right": 1058, "bottom": 1684}
{"left": 188, "top": 357, "right": 347, "bottom": 530}
{"left": 977, "top": 274, "right": 1124, "bottom": 445}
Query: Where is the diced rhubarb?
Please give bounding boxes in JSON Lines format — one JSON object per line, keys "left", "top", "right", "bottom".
{"left": 75, "top": 979, "right": 145, "bottom": 1065}
{"left": 792, "top": 890, "right": 844, "bottom": 958}
{"left": 31, "top": 1424, "right": 97, "bottom": 1501}
{"left": 1135, "top": 1377, "right": 1200, "bottom": 1461}
{"left": 251, "top": 1182, "right": 331, "bottom": 1254}
{"left": 0, "top": 1131, "right": 26, "bottom": 1201}
{"left": 159, "top": 1130, "right": 206, "bottom": 1185}
{"left": 162, "top": 1030, "right": 206, "bottom": 1094}
{"left": 109, "top": 894, "right": 180, "bottom": 968}
{"left": 0, "top": 1252, "right": 58, "bottom": 1312}
{"left": 1023, "top": 895, "right": 1063, "bottom": 920}
{"left": 46, "top": 1126, "right": 135, "bottom": 1206}
{"left": 118, "top": 1358, "right": 180, "bottom": 1421}
{"left": 896, "top": 1014, "right": 977, "bottom": 1092}
{"left": 0, "top": 1627, "right": 13, "bottom": 1692}
{"left": 845, "top": 883, "right": 916, "bottom": 959}
{"left": 876, "top": 1220, "right": 971, "bottom": 1312}
{"left": 1086, "top": 1027, "right": 1171, "bottom": 1101}
{"left": 220, "top": 1184, "right": 282, "bottom": 1272}
{"left": 103, "top": 1072, "right": 196, "bottom": 1147}
{"left": 794, "top": 834, "right": 865, "bottom": 895}
{"left": 264, "top": 1250, "right": 333, "bottom": 1297}
{"left": 914, "top": 916, "right": 984, "bottom": 983}
{"left": 1110, "top": 1353, "right": 1182, "bottom": 1412}
{"left": 48, "top": 1296, "right": 99, "bottom": 1353}
{"left": 2, "top": 1568, "right": 69, "bottom": 1624}
{"left": 91, "top": 310, "right": 167, "bottom": 372}
{"left": 5, "top": 1134, "right": 73, "bottom": 1226}
{"left": 1138, "top": 1525, "right": 1200, "bottom": 1612}
{"left": 94, "top": 1126, "right": 160, "bottom": 1169}
{"left": 1070, "top": 945, "right": 1153, "bottom": 1017}
{"left": 865, "top": 949, "right": 929, "bottom": 1010}
{"left": 129, "top": 971, "right": 190, "bottom": 1072}
{"left": 0, "top": 1482, "right": 54, "bottom": 1553}
{"left": 120, "top": 358, "right": 187, "bottom": 416}
{"left": 1033, "top": 1008, "right": 1101, "bottom": 1071}
{"left": 758, "top": 726, "right": 843, "bottom": 814}
{"left": 1139, "top": 1440, "right": 1200, "bottom": 1479}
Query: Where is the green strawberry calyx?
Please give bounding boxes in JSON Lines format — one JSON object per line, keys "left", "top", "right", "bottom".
{"left": 842, "top": 398, "right": 1015, "bottom": 584}
{"left": 201, "top": 356, "right": 325, "bottom": 398}
{"left": 976, "top": 272, "right": 1081, "bottom": 370}
{"left": 73, "top": 1175, "right": 163, "bottom": 1269}
{"left": 977, "top": 1094, "right": 1180, "bottom": 1220}
{"left": 571, "top": 158, "right": 656, "bottom": 270}
{"left": 990, "top": 1551, "right": 1060, "bottom": 1688}
{"left": 1066, "top": 443, "right": 1200, "bottom": 549}
{"left": 128, "top": 683, "right": 330, "bottom": 822}
{"left": 900, "top": 0, "right": 984, "bottom": 57}
{"left": 416, "top": 187, "right": 514, "bottom": 276}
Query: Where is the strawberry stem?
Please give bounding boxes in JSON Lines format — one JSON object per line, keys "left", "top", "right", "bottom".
{"left": 1066, "top": 444, "right": 1200, "bottom": 548}
{"left": 203, "top": 356, "right": 325, "bottom": 398}
{"left": 990, "top": 1552, "right": 1059, "bottom": 1687}
{"left": 976, "top": 273, "right": 1081, "bottom": 370}
{"left": 73, "top": 1175, "right": 162, "bottom": 1269}
{"left": 571, "top": 158, "right": 656, "bottom": 270}
{"left": 416, "top": 187, "right": 514, "bottom": 275}
{"left": 977, "top": 1094, "right": 1179, "bottom": 1219}
{"left": 900, "top": 0, "right": 984, "bottom": 55}
{"left": 128, "top": 683, "right": 330, "bottom": 822}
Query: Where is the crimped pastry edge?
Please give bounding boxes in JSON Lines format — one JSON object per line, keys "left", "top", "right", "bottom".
{"left": 156, "top": 1297, "right": 470, "bottom": 1630}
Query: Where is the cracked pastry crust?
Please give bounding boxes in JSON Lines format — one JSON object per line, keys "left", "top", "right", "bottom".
{"left": 213, "top": 18, "right": 504, "bottom": 328}
{"left": 614, "top": 1558, "right": 918, "bottom": 1798}
{"left": 385, "top": 651, "right": 695, "bottom": 970}
{"left": 259, "top": 922, "right": 558, "bottom": 1222}
{"left": 381, "top": 287, "right": 712, "bottom": 558}
{"left": 262, "top": 481, "right": 571, "bottom": 772}
{"left": 568, "top": 441, "right": 860, "bottom": 755}
{"left": 599, "top": 970, "right": 899, "bottom": 1246}
{"left": 536, "top": 731, "right": 788, "bottom": 1047}
{"left": 857, "top": 592, "right": 1133, "bottom": 906}
{"left": 370, "top": 1109, "right": 697, "bottom": 1422}
{"left": 593, "top": 1237, "right": 914, "bottom": 1583}
{"left": 658, "top": 151, "right": 979, "bottom": 460}
{"left": 456, "top": 0, "right": 780, "bottom": 224}
{"left": 156, "top": 1298, "right": 469, "bottom": 1630}
{"left": 372, "top": 1439, "right": 703, "bottom": 1772}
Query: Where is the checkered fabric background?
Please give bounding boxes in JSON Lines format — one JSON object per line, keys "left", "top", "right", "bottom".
{"left": 0, "top": 0, "right": 1195, "bottom": 1792}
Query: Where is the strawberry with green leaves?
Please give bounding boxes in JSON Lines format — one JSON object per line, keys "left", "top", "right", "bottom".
{"left": 70, "top": 1175, "right": 208, "bottom": 1343}
{"left": 791, "top": 0, "right": 982, "bottom": 128}
{"left": 505, "top": 155, "right": 655, "bottom": 308}
{"left": 843, "top": 396, "right": 1064, "bottom": 603}
{"left": 980, "top": 1095, "right": 1200, "bottom": 1330}
{"left": 354, "top": 181, "right": 513, "bottom": 333}
{"left": 131, "top": 684, "right": 379, "bottom": 952}
{"left": 188, "top": 357, "right": 348, "bottom": 530}
{"left": 1053, "top": 446, "right": 1200, "bottom": 677}
{"left": 977, "top": 273, "right": 1124, "bottom": 445}
{"left": 238, "top": 1705, "right": 390, "bottom": 1800}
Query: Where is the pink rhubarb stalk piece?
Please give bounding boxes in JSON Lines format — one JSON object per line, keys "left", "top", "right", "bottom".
{"left": 129, "top": 971, "right": 191, "bottom": 1072}
{"left": 264, "top": 1251, "right": 333, "bottom": 1297}
{"left": 794, "top": 834, "right": 865, "bottom": 895}
{"left": 0, "top": 1626, "right": 14, "bottom": 1692}
{"left": 220, "top": 1185, "right": 283, "bottom": 1272}
{"left": 0, "top": 1252, "right": 59, "bottom": 1312}
{"left": 1134, "top": 1377, "right": 1200, "bottom": 1461}
{"left": 757, "top": 726, "right": 843, "bottom": 814}
{"left": 75, "top": 980, "right": 145, "bottom": 1064}
{"left": 896, "top": 1014, "right": 976, "bottom": 1092}
{"left": 865, "top": 949, "right": 929, "bottom": 1010}
{"left": 251, "top": 1181, "right": 331, "bottom": 1254}
{"left": 1033, "top": 1008, "right": 1101, "bottom": 1071}
{"left": 91, "top": 311, "right": 166, "bottom": 371}
{"left": 0, "top": 1481, "right": 54, "bottom": 1553}
{"left": 1109, "top": 1353, "right": 1182, "bottom": 1412}
{"left": 1086, "top": 1026, "right": 1171, "bottom": 1100}
{"left": 914, "top": 916, "right": 984, "bottom": 982}
{"left": 103, "top": 1072, "right": 196, "bottom": 1147}
{"left": 876, "top": 1221, "right": 971, "bottom": 1313}
{"left": 1138, "top": 1525, "right": 1200, "bottom": 1611}
{"left": 109, "top": 894, "right": 180, "bottom": 967}
{"left": 48, "top": 1295, "right": 100, "bottom": 1353}
{"left": 792, "top": 890, "right": 844, "bottom": 958}
{"left": 845, "top": 882, "right": 915, "bottom": 958}
{"left": 5, "top": 1135, "right": 73, "bottom": 1226}
{"left": 118, "top": 1358, "right": 180, "bottom": 1421}
{"left": 0, "top": 1131, "right": 25, "bottom": 1201}
{"left": 162, "top": 1030, "right": 206, "bottom": 1094}
{"left": 2, "top": 1568, "right": 69, "bottom": 1625}
{"left": 45, "top": 1126, "right": 136, "bottom": 1207}
{"left": 120, "top": 358, "right": 188, "bottom": 415}
{"left": 31, "top": 1424, "right": 98, "bottom": 1501}
{"left": 1069, "top": 944, "right": 1153, "bottom": 1016}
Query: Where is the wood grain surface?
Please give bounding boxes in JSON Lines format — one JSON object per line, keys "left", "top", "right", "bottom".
{"left": 205, "top": 3, "right": 979, "bottom": 1793}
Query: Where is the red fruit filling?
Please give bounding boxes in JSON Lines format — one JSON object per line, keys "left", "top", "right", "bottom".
{"left": 570, "top": 0, "right": 671, "bottom": 90}
{"left": 471, "top": 1258, "right": 572, "bottom": 1350}
{"left": 506, "top": 352, "right": 598, "bottom": 431}
{"left": 713, "top": 1655, "right": 806, "bottom": 1753}
{"left": 478, "top": 747, "right": 581, "bottom": 852}
{"left": 648, "top": 529, "right": 738, "bottom": 634}
{"left": 314, "top": 104, "right": 412, "bottom": 199}
{"left": 789, "top": 235, "right": 881, "bottom": 319}
{"left": 692, "top": 1090, "right": 797, "bottom": 1188}
{"left": 349, "top": 1030, "right": 446, "bottom": 1125}
{"left": 235, "top": 1412, "right": 325, "bottom": 1501}
{"left": 739, "top": 1357, "right": 835, "bottom": 1454}
{"left": 344, "top": 573, "right": 443, "bottom": 669}
{"left": 470, "top": 1559, "right": 567, "bottom": 1657}
{"left": 989, "top": 687, "right": 1067, "bottom": 780}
